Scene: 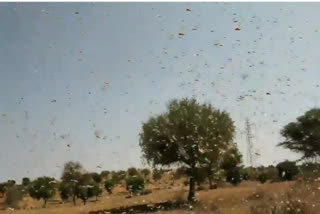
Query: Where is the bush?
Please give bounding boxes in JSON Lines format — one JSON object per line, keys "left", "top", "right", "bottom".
{"left": 5, "top": 186, "right": 23, "bottom": 209}
{"left": 225, "top": 168, "right": 241, "bottom": 186}
{"left": 152, "top": 168, "right": 164, "bottom": 181}
{"left": 140, "top": 168, "right": 151, "bottom": 177}
{"left": 276, "top": 161, "right": 299, "bottom": 181}
{"left": 258, "top": 172, "right": 268, "bottom": 184}
{"left": 104, "top": 180, "right": 114, "bottom": 194}
{"left": 111, "top": 170, "right": 126, "bottom": 184}
{"left": 127, "top": 168, "right": 139, "bottom": 177}
{"left": 126, "top": 176, "right": 145, "bottom": 195}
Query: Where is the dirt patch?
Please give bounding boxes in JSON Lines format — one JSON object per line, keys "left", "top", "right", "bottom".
{"left": 88, "top": 201, "right": 189, "bottom": 214}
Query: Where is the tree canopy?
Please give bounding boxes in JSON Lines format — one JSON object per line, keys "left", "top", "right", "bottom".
{"left": 28, "top": 177, "right": 56, "bottom": 207}
{"left": 139, "top": 98, "right": 235, "bottom": 201}
{"left": 279, "top": 108, "right": 320, "bottom": 160}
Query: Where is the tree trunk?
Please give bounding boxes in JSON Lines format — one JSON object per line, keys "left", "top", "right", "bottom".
{"left": 44, "top": 199, "right": 47, "bottom": 208}
{"left": 83, "top": 199, "right": 86, "bottom": 205}
{"left": 73, "top": 195, "right": 76, "bottom": 206}
{"left": 208, "top": 176, "right": 213, "bottom": 189}
{"left": 96, "top": 196, "right": 98, "bottom": 202}
{"left": 187, "top": 176, "right": 195, "bottom": 202}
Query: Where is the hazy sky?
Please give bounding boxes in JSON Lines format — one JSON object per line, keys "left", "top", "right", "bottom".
{"left": 1, "top": 2, "right": 320, "bottom": 182}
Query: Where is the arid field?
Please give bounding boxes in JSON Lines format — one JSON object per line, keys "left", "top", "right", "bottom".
{"left": 1, "top": 179, "right": 319, "bottom": 214}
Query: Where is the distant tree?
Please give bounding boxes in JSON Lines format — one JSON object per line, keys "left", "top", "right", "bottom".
{"left": 4, "top": 186, "right": 23, "bottom": 209}
{"left": 104, "top": 180, "right": 114, "bottom": 194}
{"left": 0, "top": 183, "right": 7, "bottom": 197}
{"left": 276, "top": 160, "right": 299, "bottom": 181}
{"left": 140, "top": 168, "right": 151, "bottom": 178}
{"left": 100, "top": 170, "right": 110, "bottom": 179}
{"left": 299, "top": 162, "right": 320, "bottom": 179}
{"left": 90, "top": 173, "right": 102, "bottom": 184}
{"left": 88, "top": 182, "right": 102, "bottom": 201}
{"left": 140, "top": 98, "right": 235, "bottom": 201}
{"left": 126, "top": 176, "right": 145, "bottom": 195}
{"left": 279, "top": 108, "right": 320, "bottom": 160}
{"left": 127, "top": 167, "right": 139, "bottom": 177}
{"left": 76, "top": 173, "right": 93, "bottom": 205}
{"left": 152, "top": 168, "right": 164, "bottom": 181}
{"left": 258, "top": 172, "right": 268, "bottom": 184}
{"left": 60, "top": 161, "right": 85, "bottom": 205}
{"left": 28, "top": 177, "right": 56, "bottom": 207}
{"left": 7, "top": 180, "right": 16, "bottom": 187}
{"left": 221, "top": 146, "right": 242, "bottom": 186}
{"left": 22, "top": 177, "right": 30, "bottom": 187}
{"left": 110, "top": 170, "right": 126, "bottom": 184}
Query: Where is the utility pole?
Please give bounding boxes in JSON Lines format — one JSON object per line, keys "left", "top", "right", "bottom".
{"left": 245, "top": 118, "right": 254, "bottom": 167}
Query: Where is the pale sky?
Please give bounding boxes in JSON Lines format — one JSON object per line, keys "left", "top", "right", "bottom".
{"left": 1, "top": 2, "right": 320, "bottom": 182}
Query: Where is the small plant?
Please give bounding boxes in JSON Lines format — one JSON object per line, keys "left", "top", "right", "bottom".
{"left": 126, "top": 176, "right": 145, "bottom": 195}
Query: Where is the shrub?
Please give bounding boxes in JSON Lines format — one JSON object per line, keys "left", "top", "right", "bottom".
{"left": 225, "top": 168, "right": 241, "bottom": 186}
{"left": 127, "top": 168, "right": 139, "bottom": 177}
{"left": 5, "top": 186, "right": 23, "bottom": 209}
{"left": 152, "top": 168, "right": 164, "bottom": 181}
{"left": 258, "top": 172, "right": 268, "bottom": 184}
{"left": 276, "top": 161, "right": 299, "bottom": 181}
{"left": 126, "top": 176, "right": 145, "bottom": 195}
{"left": 104, "top": 180, "right": 114, "bottom": 194}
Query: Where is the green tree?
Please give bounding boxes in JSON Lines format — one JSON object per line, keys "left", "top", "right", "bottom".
{"left": 126, "top": 176, "right": 145, "bottom": 195}
{"left": 140, "top": 168, "right": 151, "bottom": 178}
{"left": 100, "top": 170, "right": 110, "bottom": 180}
{"left": 7, "top": 180, "right": 16, "bottom": 187}
{"left": 60, "top": 161, "right": 85, "bottom": 205}
{"left": 258, "top": 172, "right": 268, "bottom": 184}
{"left": 127, "top": 167, "right": 139, "bottom": 177}
{"left": 279, "top": 108, "right": 320, "bottom": 160}
{"left": 90, "top": 173, "right": 102, "bottom": 184}
{"left": 152, "top": 168, "right": 164, "bottom": 182}
{"left": 88, "top": 182, "right": 102, "bottom": 201}
{"left": 0, "top": 183, "right": 6, "bottom": 197}
{"left": 104, "top": 180, "right": 114, "bottom": 194}
{"left": 28, "top": 177, "right": 56, "bottom": 207}
{"left": 22, "top": 177, "right": 30, "bottom": 187}
{"left": 140, "top": 98, "right": 235, "bottom": 201}
{"left": 110, "top": 170, "right": 126, "bottom": 184}
{"left": 76, "top": 173, "right": 93, "bottom": 205}
{"left": 276, "top": 160, "right": 299, "bottom": 181}
{"left": 220, "top": 146, "right": 242, "bottom": 186}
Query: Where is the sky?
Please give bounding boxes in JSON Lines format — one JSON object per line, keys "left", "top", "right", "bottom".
{"left": 1, "top": 2, "right": 320, "bottom": 182}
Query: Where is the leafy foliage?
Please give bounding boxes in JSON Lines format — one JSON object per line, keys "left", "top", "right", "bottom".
{"left": 279, "top": 108, "right": 320, "bottom": 160}
{"left": 127, "top": 167, "right": 139, "bottom": 177}
{"left": 28, "top": 177, "right": 56, "bottom": 207}
{"left": 110, "top": 170, "right": 126, "bottom": 184}
{"left": 60, "top": 161, "right": 86, "bottom": 205}
{"left": 221, "top": 146, "right": 242, "bottom": 186}
{"left": 258, "top": 172, "right": 268, "bottom": 184}
{"left": 104, "top": 180, "right": 114, "bottom": 194}
{"left": 152, "top": 168, "right": 164, "bottom": 181}
{"left": 22, "top": 177, "right": 30, "bottom": 187}
{"left": 140, "top": 98, "right": 235, "bottom": 201}
{"left": 276, "top": 160, "right": 299, "bottom": 181}
{"left": 126, "top": 176, "right": 145, "bottom": 195}
{"left": 90, "top": 172, "right": 102, "bottom": 184}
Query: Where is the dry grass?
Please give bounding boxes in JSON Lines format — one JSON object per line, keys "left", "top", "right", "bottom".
{"left": 0, "top": 180, "right": 319, "bottom": 214}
